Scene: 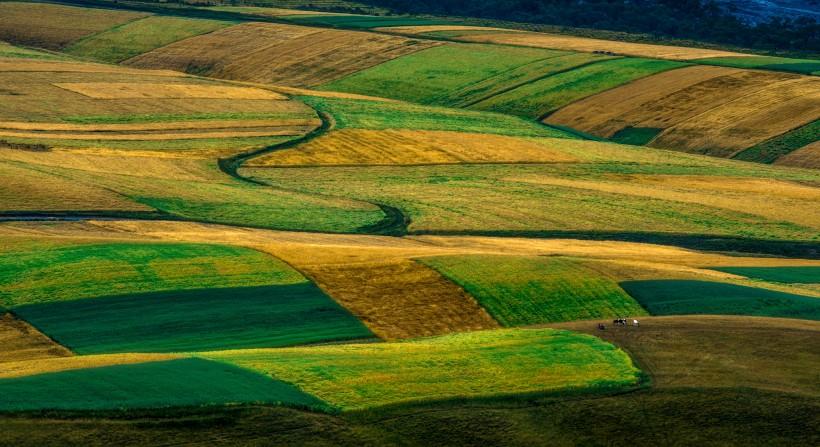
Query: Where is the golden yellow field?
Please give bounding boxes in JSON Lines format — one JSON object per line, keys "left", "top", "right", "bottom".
{"left": 249, "top": 129, "right": 578, "bottom": 166}
{"left": 0, "top": 2, "right": 147, "bottom": 50}
{"left": 547, "top": 67, "right": 820, "bottom": 155}
{"left": 506, "top": 174, "right": 820, "bottom": 232}
{"left": 54, "top": 82, "right": 287, "bottom": 100}
{"left": 0, "top": 353, "right": 181, "bottom": 379}
{"left": 0, "top": 118, "right": 319, "bottom": 132}
{"left": 126, "top": 22, "right": 440, "bottom": 87}
{"left": 295, "top": 259, "right": 499, "bottom": 340}
{"left": 776, "top": 141, "right": 820, "bottom": 169}
{"left": 0, "top": 59, "right": 182, "bottom": 76}
{"left": 378, "top": 25, "right": 748, "bottom": 60}
{"left": 0, "top": 313, "right": 72, "bottom": 363}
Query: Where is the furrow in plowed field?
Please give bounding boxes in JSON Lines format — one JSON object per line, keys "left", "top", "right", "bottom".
{"left": 296, "top": 259, "right": 499, "bottom": 340}
{"left": 0, "top": 313, "right": 72, "bottom": 363}
{"left": 125, "top": 22, "right": 440, "bottom": 87}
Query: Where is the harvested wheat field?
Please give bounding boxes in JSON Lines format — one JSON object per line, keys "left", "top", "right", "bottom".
{"left": 248, "top": 129, "right": 578, "bottom": 166}
{"left": 0, "top": 313, "right": 72, "bottom": 363}
{"left": 0, "top": 2, "right": 147, "bottom": 50}
{"left": 547, "top": 67, "right": 820, "bottom": 155}
{"left": 126, "top": 22, "right": 439, "bottom": 87}
{"left": 775, "top": 141, "right": 820, "bottom": 169}
{"left": 378, "top": 26, "right": 747, "bottom": 60}
{"left": 54, "top": 82, "right": 287, "bottom": 100}
{"left": 290, "top": 259, "right": 499, "bottom": 340}
{"left": 0, "top": 59, "right": 182, "bottom": 76}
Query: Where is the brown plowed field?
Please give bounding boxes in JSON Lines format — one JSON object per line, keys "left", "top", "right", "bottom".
{"left": 0, "top": 313, "right": 72, "bottom": 363}
{"left": 126, "top": 22, "right": 439, "bottom": 87}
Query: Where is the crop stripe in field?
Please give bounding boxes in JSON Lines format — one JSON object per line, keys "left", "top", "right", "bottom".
{"left": 461, "top": 56, "right": 624, "bottom": 110}
{"left": 63, "top": 14, "right": 154, "bottom": 53}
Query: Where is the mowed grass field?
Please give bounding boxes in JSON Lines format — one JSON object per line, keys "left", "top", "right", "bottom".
{"left": 547, "top": 66, "right": 820, "bottom": 157}
{"left": 620, "top": 280, "right": 820, "bottom": 320}
{"left": 0, "top": 241, "right": 304, "bottom": 307}
{"left": 421, "top": 255, "right": 646, "bottom": 325}
{"left": 204, "top": 328, "right": 641, "bottom": 410}
{"left": 14, "top": 284, "right": 373, "bottom": 353}
{"left": 698, "top": 55, "right": 820, "bottom": 75}
{"left": 125, "top": 22, "right": 439, "bottom": 87}
{"left": 0, "top": 358, "right": 325, "bottom": 411}
{"left": 319, "top": 43, "right": 611, "bottom": 106}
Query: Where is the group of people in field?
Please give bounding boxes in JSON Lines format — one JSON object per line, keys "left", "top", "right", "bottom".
{"left": 598, "top": 317, "right": 639, "bottom": 330}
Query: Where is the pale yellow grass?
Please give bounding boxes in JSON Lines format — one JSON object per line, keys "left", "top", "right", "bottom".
{"left": 0, "top": 149, "right": 223, "bottom": 181}
{"left": 776, "top": 141, "right": 820, "bottom": 169}
{"left": 546, "top": 65, "right": 742, "bottom": 137}
{"left": 250, "top": 129, "right": 578, "bottom": 166}
{"left": 0, "top": 129, "right": 304, "bottom": 141}
{"left": 0, "top": 118, "right": 319, "bottom": 132}
{"left": 505, "top": 174, "right": 820, "bottom": 231}
{"left": 378, "top": 26, "right": 747, "bottom": 60}
{"left": 0, "top": 353, "right": 182, "bottom": 379}
{"left": 652, "top": 77, "right": 820, "bottom": 156}
{"left": 54, "top": 82, "right": 286, "bottom": 100}
{"left": 0, "top": 161, "right": 151, "bottom": 212}
{"left": 0, "top": 313, "right": 72, "bottom": 363}
{"left": 0, "top": 59, "right": 182, "bottom": 76}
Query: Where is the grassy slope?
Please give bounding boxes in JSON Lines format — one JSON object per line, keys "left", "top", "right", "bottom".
{"left": 204, "top": 328, "right": 641, "bottom": 410}
{"left": 733, "top": 120, "right": 820, "bottom": 164}
{"left": 65, "top": 16, "right": 232, "bottom": 63}
{"left": 298, "top": 96, "right": 575, "bottom": 138}
{"left": 713, "top": 266, "right": 820, "bottom": 284}
{"left": 620, "top": 280, "right": 820, "bottom": 320}
{"left": 0, "top": 358, "right": 324, "bottom": 411}
{"left": 319, "top": 43, "right": 584, "bottom": 105}
{"left": 0, "top": 41, "right": 65, "bottom": 60}
{"left": 0, "top": 242, "right": 303, "bottom": 307}
{"left": 421, "top": 255, "right": 646, "bottom": 325}
{"left": 15, "top": 284, "right": 373, "bottom": 353}
{"left": 0, "top": 388, "right": 817, "bottom": 446}
{"left": 470, "top": 58, "right": 686, "bottom": 118}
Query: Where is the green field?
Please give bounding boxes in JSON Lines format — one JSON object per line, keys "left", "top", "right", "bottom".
{"left": 0, "top": 242, "right": 303, "bottom": 307}
{"left": 245, "top": 162, "right": 819, "bottom": 242}
{"left": 205, "top": 328, "right": 641, "bottom": 410}
{"left": 421, "top": 255, "right": 646, "bottom": 325}
{"left": 469, "top": 58, "right": 686, "bottom": 118}
{"left": 0, "top": 40, "right": 63, "bottom": 59}
{"left": 713, "top": 267, "right": 820, "bottom": 284}
{"left": 733, "top": 120, "right": 820, "bottom": 163}
{"left": 610, "top": 126, "right": 663, "bottom": 145}
{"left": 320, "top": 44, "right": 605, "bottom": 106}
{"left": 298, "top": 96, "right": 575, "bottom": 138}
{"left": 0, "top": 358, "right": 325, "bottom": 411}
{"left": 65, "top": 16, "right": 232, "bottom": 63}
{"left": 15, "top": 284, "right": 373, "bottom": 353}
{"left": 620, "top": 280, "right": 820, "bottom": 320}
{"left": 698, "top": 55, "right": 820, "bottom": 75}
